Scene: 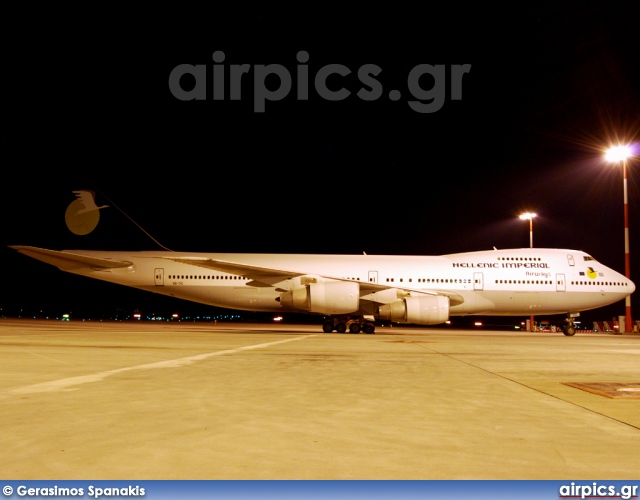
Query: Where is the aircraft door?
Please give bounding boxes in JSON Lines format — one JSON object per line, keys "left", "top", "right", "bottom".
{"left": 556, "top": 273, "right": 566, "bottom": 292}
{"left": 473, "top": 272, "right": 484, "bottom": 290}
{"left": 368, "top": 271, "right": 378, "bottom": 284}
{"left": 154, "top": 268, "right": 164, "bottom": 286}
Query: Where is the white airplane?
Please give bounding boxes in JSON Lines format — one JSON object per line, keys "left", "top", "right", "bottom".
{"left": 9, "top": 245, "right": 635, "bottom": 336}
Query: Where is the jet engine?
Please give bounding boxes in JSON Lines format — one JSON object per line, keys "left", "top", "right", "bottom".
{"left": 280, "top": 281, "right": 360, "bottom": 315}
{"left": 377, "top": 295, "right": 450, "bottom": 325}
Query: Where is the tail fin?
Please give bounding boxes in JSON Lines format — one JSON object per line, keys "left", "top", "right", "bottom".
{"left": 80, "top": 180, "right": 174, "bottom": 251}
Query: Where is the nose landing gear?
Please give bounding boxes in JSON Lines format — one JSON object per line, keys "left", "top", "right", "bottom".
{"left": 562, "top": 316, "right": 577, "bottom": 336}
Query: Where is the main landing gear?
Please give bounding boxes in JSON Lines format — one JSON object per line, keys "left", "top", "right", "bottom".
{"left": 322, "top": 316, "right": 376, "bottom": 334}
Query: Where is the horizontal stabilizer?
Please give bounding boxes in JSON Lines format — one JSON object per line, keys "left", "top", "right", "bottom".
{"left": 9, "top": 246, "right": 132, "bottom": 271}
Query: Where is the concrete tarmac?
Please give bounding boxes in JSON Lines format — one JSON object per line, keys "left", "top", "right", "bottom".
{"left": 1, "top": 318, "right": 639, "bottom": 480}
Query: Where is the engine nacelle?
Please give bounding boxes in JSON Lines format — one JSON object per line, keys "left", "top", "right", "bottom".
{"left": 377, "top": 295, "right": 450, "bottom": 325}
{"left": 280, "top": 281, "right": 360, "bottom": 315}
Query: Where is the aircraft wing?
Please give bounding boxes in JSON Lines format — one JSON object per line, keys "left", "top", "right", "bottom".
{"left": 9, "top": 246, "right": 132, "bottom": 271}
{"left": 405, "top": 288, "right": 464, "bottom": 306}
{"left": 360, "top": 282, "right": 464, "bottom": 306}
{"left": 160, "top": 256, "right": 306, "bottom": 285}
{"left": 162, "top": 256, "right": 465, "bottom": 306}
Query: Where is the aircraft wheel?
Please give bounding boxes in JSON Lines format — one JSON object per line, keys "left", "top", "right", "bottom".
{"left": 322, "top": 323, "right": 334, "bottom": 333}
{"left": 363, "top": 323, "right": 375, "bottom": 334}
{"left": 349, "top": 323, "right": 361, "bottom": 334}
{"left": 335, "top": 322, "right": 347, "bottom": 334}
{"left": 563, "top": 325, "right": 576, "bottom": 336}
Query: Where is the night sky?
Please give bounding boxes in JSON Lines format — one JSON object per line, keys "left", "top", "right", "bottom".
{"left": 2, "top": 3, "right": 640, "bottom": 325}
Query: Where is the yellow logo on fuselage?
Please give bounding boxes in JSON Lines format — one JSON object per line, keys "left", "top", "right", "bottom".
{"left": 587, "top": 267, "right": 597, "bottom": 279}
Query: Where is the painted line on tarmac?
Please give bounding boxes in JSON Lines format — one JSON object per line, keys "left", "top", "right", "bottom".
{"left": 4, "top": 335, "right": 316, "bottom": 395}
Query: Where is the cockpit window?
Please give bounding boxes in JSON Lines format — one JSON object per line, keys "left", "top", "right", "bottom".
{"left": 583, "top": 256, "right": 595, "bottom": 261}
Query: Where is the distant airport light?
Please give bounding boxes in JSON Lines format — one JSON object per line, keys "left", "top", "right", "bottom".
{"left": 273, "top": 316, "right": 283, "bottom": 322}
{"left": 474, "top": 322, "right": 482, "bottom": 326}
{"left": 172, "top": 313, "right": 179, "bottom": 318}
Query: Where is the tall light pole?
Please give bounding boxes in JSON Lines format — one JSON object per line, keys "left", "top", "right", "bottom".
{"left": 605, "top": 145, "right": 634, "bottom": 332}
{"left": 520, "top": 212, "right": 536, "bottom": 248}
{"left": 520, "top": 212, "right": 537, "bottom": 331}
